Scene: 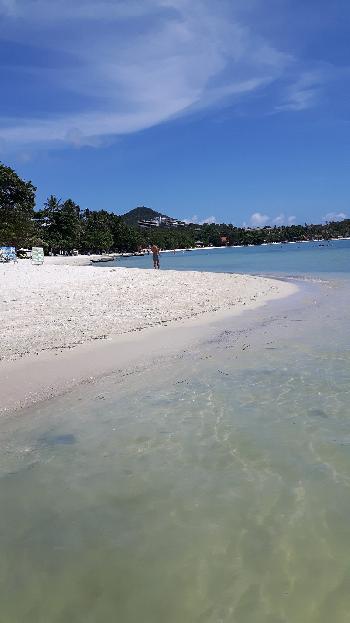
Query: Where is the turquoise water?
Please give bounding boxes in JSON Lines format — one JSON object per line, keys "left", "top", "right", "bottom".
{"left": 108, "top": 239, "right": 350, "bottom": 278}
{"left": 1, "top": 246, "right": 350, "bottom": 621}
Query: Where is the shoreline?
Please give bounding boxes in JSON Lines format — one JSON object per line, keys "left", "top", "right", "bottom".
{"left": 42, "top": 236, "right": 350, "bottom": 266}
{"left": 0, "top": 288, "right": 300, "bottom": 417}
{"left": 1, "top": 263, "right": 296, "bottom": 364}
{"left": 0, "top": 262, "right": 297, "bottom": 415}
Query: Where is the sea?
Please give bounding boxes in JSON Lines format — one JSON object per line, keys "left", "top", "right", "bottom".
{"left": 1, "top": 239, "right": 350, "bottom": 622}
{"left": 109, "top": 238, "right": 350, "bottom": 279}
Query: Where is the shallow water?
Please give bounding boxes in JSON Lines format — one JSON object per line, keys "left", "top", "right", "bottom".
{"left": 106, "top": 238, "right": 350, "bottom": 278}
{"left": 1, "top": 278, "right": 350, "bottom": 622}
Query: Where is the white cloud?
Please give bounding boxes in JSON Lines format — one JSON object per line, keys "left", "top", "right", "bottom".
{"left": 250, "top": 212, "right": 270, "bottom": 227}
{"left": 0, "top": 0, "right": 295, "bottom": 147}
{"left": 322, "top": 212, "right": 348, "bottom": 222}
{"left": 183, "top": 215, "right": 199, "bottom": 224}
{"left": 183, "top": 214, "right": 217, "bottom": 225}
{"left": 272, "top": 213, "right": 285, "bottom": 225}
{"left": 249, "top": 212, "right": 297, "bottom": 227}
{"left": 272, "top": 213, "right": 296, "bottom": 225}
{"left": 200, "top": 216, "right": 217, "bottom": 225}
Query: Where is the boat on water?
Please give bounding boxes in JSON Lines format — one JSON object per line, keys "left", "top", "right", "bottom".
{"left": 90, "top": 256, "right": 116, "bottom": 263}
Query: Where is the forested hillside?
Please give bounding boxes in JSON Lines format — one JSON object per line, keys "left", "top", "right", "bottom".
{"left": 120, "top": 206, "right": 169, "bottom": 226}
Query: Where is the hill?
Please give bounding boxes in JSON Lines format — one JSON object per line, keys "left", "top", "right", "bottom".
{"left": 120, "top": 206, "right": 170, "bottom": 226}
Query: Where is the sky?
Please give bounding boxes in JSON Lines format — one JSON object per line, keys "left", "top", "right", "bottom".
{"left": 1, "top": 0, "right": 350, "bottom": 226}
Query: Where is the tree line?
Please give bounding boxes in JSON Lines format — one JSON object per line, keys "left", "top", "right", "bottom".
{"left": 1, "top": 162, "right": 350, "bottom": 254}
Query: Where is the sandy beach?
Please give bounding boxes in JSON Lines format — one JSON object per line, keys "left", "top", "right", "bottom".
{"left": 0, "top": 259, "right": 297, "bottom": 413}
{"left": 1, "top": 259, "right": 296, "bottom": 362}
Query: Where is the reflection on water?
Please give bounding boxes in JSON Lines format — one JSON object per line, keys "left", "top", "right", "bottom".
{"left": 1, "top": 281, "right": 350, "bottom": 622}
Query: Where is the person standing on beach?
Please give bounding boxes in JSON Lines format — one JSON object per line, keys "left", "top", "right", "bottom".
{"left": 151, "top": 244, "right": 160, "bottom": 269}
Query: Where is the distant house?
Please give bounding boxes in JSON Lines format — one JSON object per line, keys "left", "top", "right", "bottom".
{"left": 195, "top": 240, "right": 205, "bottom": 247}
{"left": 220, "top": 235, "right": 229, "bottom": 246}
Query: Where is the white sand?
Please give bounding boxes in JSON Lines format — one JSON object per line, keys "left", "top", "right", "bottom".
{"left": 0, "top": 260, "right": 296, "bottom": 363}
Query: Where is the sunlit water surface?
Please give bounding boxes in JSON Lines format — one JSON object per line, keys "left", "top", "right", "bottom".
{"left": 1, "top": 250, "right": 350, "bottom": 621}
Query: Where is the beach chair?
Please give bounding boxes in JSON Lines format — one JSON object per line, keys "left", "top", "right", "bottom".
{"left": 32, "top": 247, "right": 44, "bottom": 265}
{"left": 0, "top": 247, "right": 17, "bottom": 262}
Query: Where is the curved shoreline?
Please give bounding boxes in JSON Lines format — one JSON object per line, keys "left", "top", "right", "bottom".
{"left": 0, "top": 262, "right": 298, "bottom": 415}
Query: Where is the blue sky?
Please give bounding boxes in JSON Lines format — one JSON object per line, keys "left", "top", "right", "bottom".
{"left": 1, "top": 0, "right": 350, "bottom": 226}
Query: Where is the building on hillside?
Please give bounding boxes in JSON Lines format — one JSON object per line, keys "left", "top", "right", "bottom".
{"left": 138, "top": 216, "right": 186, "bottom": 229}
{"left": 138, "top": 218, "right": 160, "bottom": 229}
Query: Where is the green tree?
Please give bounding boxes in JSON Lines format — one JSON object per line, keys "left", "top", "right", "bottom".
{"left": 109, "top": 214, "right": 143, "bottom": 252}
{"left": 43, "top": 195, "right": 62, "bottom": 220}
{"left": 0, "top": 163, "right": 36, "bottom": 247}
{"left": 81, "top": 210, "right": 113, "bottom": 253}
{"left": 38, "top": 196, "right": 81, "bottom": 253}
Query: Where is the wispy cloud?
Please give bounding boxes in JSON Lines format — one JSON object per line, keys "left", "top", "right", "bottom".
{"left": 0, "top": 0, "right": 333, "bottom": 148}
{"left": 276, "top": 70, "right": 326, "bottom": 112}
{"left": 322, "top": 212, "right": 348, "bottom": 222}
